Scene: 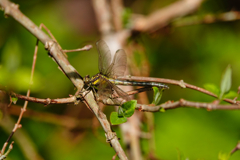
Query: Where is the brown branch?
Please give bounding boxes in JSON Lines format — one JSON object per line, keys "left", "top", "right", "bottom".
{"left": 91, "top": 0, "right": 113, "bottom": 35}
{"left": 230, "top": 141, "right": 240, "bottom": 155}
{"left": 63, "top": 44, "right": 93, "bottom": 53}
{"left": 132, "top": 0, "right": 204, "bottom": 33}
{"left": 110, "top": 0, "right": 123, "bottom": 31}
{"left": 12, "top": 92, "right": 77, "bottom": 105}
{"left": 0, "top": 0, "right": 127, "bottom": 159}
{"left": 117, "top": 76, "right": 240, "bottom": 105}
{"left": 174, "top": 11, "right": 240, "bottom": 27}
{"left": 8, "top": 105, "right": 92, "bottom": 129}
{"left": 136, "top": 99, "right": 240, "bottom": 112}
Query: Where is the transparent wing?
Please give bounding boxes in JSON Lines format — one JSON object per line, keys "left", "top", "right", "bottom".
{"left": 96, "top": 40, "right": 112, "bottom": 75}
{"left": 106, "top": 49, "right": 127, "bottom": 78}
{"left": 97, "top": 77, "right": 130, "bottom": 102}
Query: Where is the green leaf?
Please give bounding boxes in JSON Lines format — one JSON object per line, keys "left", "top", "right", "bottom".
{"left": 152, "top": 87, "right": 163, "bottom": 105}
{"left": 218, "top": 152, "right": 230, "bottom": 160}
{"left": 203, "top": 83, "right": 220, "bottom": 96}
{"left": 120, "top": 100, "right": 137, "bottom": 118}
{"left": 159, "top": 107, "right": 165, "bottom": 112}
{"left": 220, "top": 65, "right": 232, "bottom": 99}
{"left": 117, "top": 107, "right": 124, "bottom": 117}
{"left": 110, "top": 112, "right": 127, "bottom": 125}
{"left": 11, "top": 96, "right": 18, "bottom": 104}
{"left": 122, "top": 8, "right": 132, "bottom": 28}
{"left": 223, "top": 90, "right": 238, "bottom": 99}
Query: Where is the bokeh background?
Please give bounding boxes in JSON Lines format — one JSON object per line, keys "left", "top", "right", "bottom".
{"left": 1, "top": 0, "right": 240, "bottom": 159}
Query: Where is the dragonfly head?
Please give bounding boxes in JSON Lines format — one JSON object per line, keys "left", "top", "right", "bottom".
{"left": 83, "top": 75, "right": 90, "bottom": 84}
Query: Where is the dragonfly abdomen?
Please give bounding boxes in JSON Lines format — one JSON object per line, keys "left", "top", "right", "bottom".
{"left": 109, "top": 79, "right": 169, "bottom": 89}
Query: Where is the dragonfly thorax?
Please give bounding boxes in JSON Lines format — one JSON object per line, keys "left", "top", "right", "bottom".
{"left": 90, "top": 73, "right": 106, "bottom": 86}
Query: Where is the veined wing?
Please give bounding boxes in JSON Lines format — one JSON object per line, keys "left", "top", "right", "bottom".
{"left": 105, "top": 49, "right": 127, "bottom": 78}
{"left": 97, "top": 76, "right": 130, "bottom": 102}
{"left": 96, "top": 40, "right": 112, "bottom": 76}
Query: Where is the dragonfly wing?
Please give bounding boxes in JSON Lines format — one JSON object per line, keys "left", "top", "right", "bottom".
{"left": 97, "top": 77, "right": 114, "bottom": 99}
{"left": 97, "top": 40, "right": 112, "bottom": 75}
{"left": 111, "top": 82, "right": 130, "bottom": 101}
{"left": 97, "top": 77, "right": 130, "bottom": 103}
{"left": 106, "top": 49, "right": 127, "bottom": 78}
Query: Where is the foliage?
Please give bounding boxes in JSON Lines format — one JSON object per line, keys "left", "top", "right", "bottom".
{"left": 204, "top": 65, "right": 238, "bottom": 101}
{"left": 110, "top": 100, "right": 136, "bottom": 125}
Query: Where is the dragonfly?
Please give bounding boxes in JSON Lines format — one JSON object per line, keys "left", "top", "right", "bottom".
{"left": 83, "top": 40, "right": 169, "bottom": 105}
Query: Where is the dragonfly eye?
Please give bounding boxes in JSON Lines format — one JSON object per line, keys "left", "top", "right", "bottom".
{"left": 83, "top": 75, "right": 90, "bottom": 82}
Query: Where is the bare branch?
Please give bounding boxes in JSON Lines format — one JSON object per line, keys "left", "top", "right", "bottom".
{"left": 63, "top": 45, "right": 93, "bottom": 53}
{"left": 132, "top": 0, "right": 204, "bottom": 32}
{"left": 8, "top": 105, "right": 92, "bottom": 129}
{"left": 174, "top": 11, "right": 240, "bottom": 27}
{"left": 136, "top": 99, "right": 240, "bottom": 112}
{"left": 91, "top": 0, "right": 113, "bottom": 35}
{"left": 110, "top": 0, "right": 123, "bottom": 31}
{"left": 231, "top": 141, "right": 240, "bottom": 155}
{"left": 11, "top": 92, "right": 76, "bottom": 105}
{"left": 118, "top": 76, "right": 240, "bottom": 105}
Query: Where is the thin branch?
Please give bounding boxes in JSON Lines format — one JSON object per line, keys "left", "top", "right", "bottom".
{"left": 132, "top": 0, "right": 204, "bottom": 32}
{"left": 0, "top": 142, "right": 14, "bottom": 160}
{"left": 136, "top": 99, "right": 240, "bottom": 112}
{"left": 63, "top": 45, "right": 93, "bottom": 53}
{"left": 117, "top": 76, "right": 240, "bottom": 105}
{"left": 1, "top": 18, "right": 41, "bottom": 155}
{"left": 174, "top": 11, "right": 240, "bottom": 27}
{"left": 230, "top": 141, "right": 240, "bottom": 155}
{"left": 8, "top": 105, "right": 92, "bottom": 129}
{"left": 11, "top": 92, "right": 77, "bottom": 105}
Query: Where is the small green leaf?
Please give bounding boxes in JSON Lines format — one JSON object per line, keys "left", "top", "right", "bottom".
{"left": 118, "top": 107, "right": 124, "bottom": 117}
{"left": 203, "top": 83, "right": 220, "bottom": 96}
{"left": 220, "top": 65, "right": 232, "bottom": 99}
{"left": 223, "top": 90, "right": 238, "bottom": 99}
{"left": 218, "top": 152, "right": 230, "bottom": 160}
{"left": 159, "top": 107, "right": 165, "bottom": 112}
{"left": 11, "top": 96, "right": 18, "bottom": 104}
{"left": 122, "top": 8, "right": 132, "bottom": 28}
{"left": 110, "top": 112, "right": 127, "bottom": 125}
{"left": 120, "top": 100, "right": 137, "bottom": 118}
{"left": 152, "top": 87, "right": 163, "bottom": 105}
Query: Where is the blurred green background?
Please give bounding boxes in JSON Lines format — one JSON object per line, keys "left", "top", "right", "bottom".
{"left": 1, "top": 0, "right": 240, "bottom": 159}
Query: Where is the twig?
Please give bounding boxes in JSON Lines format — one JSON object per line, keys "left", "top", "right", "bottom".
{"left": 136, "top": 99, "right": 240, "bottom": 112}
{"left": 1, "top": 16, "right": 40, "bottom": 154}
{"left": 132, "top": 0, "right": 204, "bottom": 32}
{"left": 11, "top": 92, "right": 77, "bottom": 105}
{"left": 174, "top": 11, "right": 240, "bottom": 27}
{"left": 117, "top": 76, "right": 240, "bottom": 105}
{"left": 0, "top": 142, "right": 14, "bottom": 160}
{"left": 8, "top": 105, "right": 92, "bottom": 129}
{"left": 63, "top": 44, "right": 93, "bottom": 53}
{"left": 230, "top": 141, "right": 240, "bottom": 155}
